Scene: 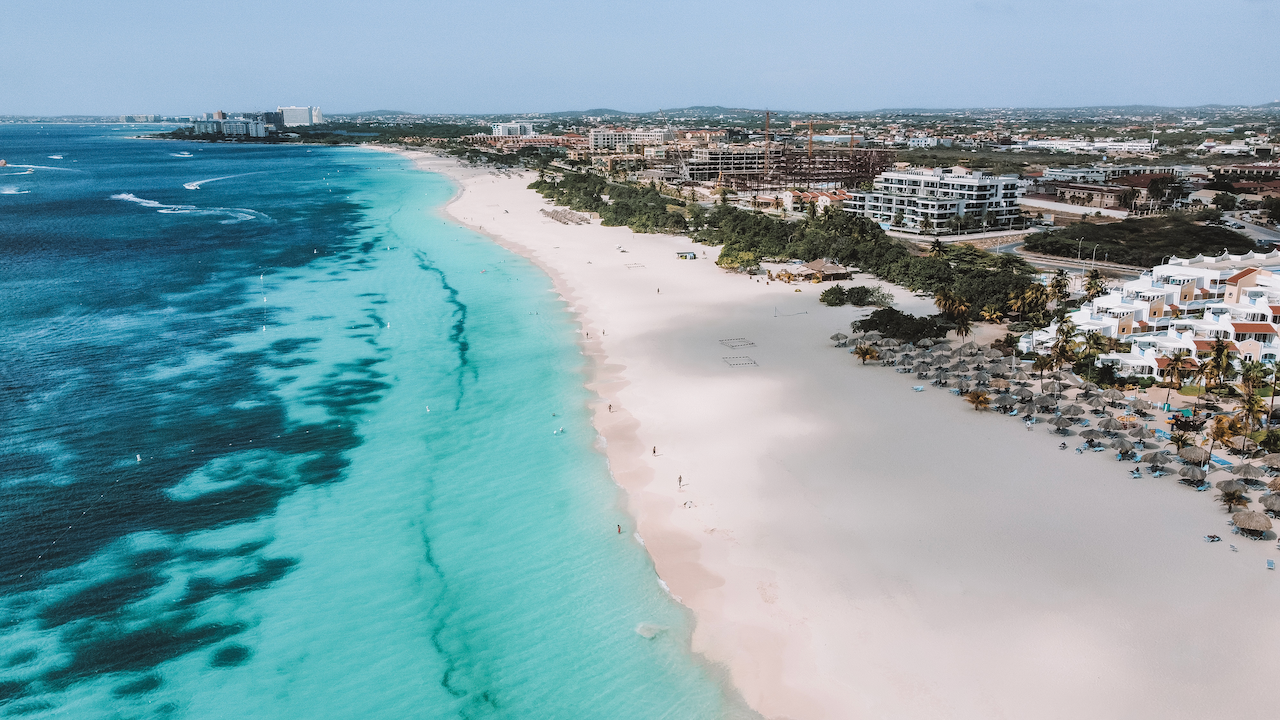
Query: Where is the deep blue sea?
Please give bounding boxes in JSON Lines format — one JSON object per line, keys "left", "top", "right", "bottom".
{"left": 0, "top": 125, "right": 739, "bottom": 718}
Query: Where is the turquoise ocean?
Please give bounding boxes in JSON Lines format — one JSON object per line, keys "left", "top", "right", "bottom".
{"left": 0, "top": 126, "right": 742, "bottom": 718}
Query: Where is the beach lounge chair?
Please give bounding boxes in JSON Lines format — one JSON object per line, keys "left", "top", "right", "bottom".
{"left": 1204, "top": 535, "right": 1221, "bottom": 542}
{"left": 1130, "top": 469, "right": 1142, "bottom": 478}
{"left": 1092, "top": 446, "right": 1106, "bottom": 452}
{"left": 912, "top": 386, "right": 925, "bottom": 392}
{"left": 949, "top": 388, "right": 961, "bottom": 395}
{"left": 1268, "top": 559, "right": 1275, "bottom": 570}
{"left": 1075, "top": 446, "right": 1085, "bottom": 454}
{"left": 1077, "top": 419, "right": 1090, "bottom": 427}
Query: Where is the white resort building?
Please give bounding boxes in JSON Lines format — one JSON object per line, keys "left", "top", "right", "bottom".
{"left": 1024, "top": 250, "right": 1280, "bottom": 378}
{"left": 840, "top": 167, "right": 1023, "bottom": 232}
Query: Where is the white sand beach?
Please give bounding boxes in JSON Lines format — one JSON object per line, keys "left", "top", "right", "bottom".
{"left": 402, "top": 151, "right": 1280, "bottom": 720}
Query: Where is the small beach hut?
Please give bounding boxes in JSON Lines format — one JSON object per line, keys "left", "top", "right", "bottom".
{"left": 1232, "top": 510, "right": 1272, "bottom": 538}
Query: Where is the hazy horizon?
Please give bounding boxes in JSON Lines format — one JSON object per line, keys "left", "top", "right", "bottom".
{"left": 7, "top": 0, "right": 1279, "bottom": 116}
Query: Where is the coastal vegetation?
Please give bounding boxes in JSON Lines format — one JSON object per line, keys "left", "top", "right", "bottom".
{"left": 1023, "top": 215, "right": 1256, "bottom": 267}
{"left": 819, "top": 284, "right": 894, "bottom": 307}
{"left": 527, "top": 172, "right": 688, "bottom": 233}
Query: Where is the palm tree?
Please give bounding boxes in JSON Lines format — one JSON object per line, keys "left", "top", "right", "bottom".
{"left": 953, "top": 314, "right": 974, "bottom": 341}
{"left": 1031, "top": 354, "right": 1053, "bottom": 380}
{"left": 1237, "top": 392, "right": 1266, "bottom": 434}
{"left": 1049, "top": 269, "right": 1071, "bottom": 305}
{"left": 853, "top": 344, "right": 879, "bottom": 365}
{"left": 1167, "top": 431, "right": 1194, "bottom": 450}
{"left": 1083, "top": 269, "right": 1106, "bottom": 301}
{"left": 1050, "top": 319, "right": 1078, "bottom": 370}
{"left": 979, "top": 304, "right": 1004, "bottom": 323}
{"left": 1204, "top": 414, "right": 1241, "bottom": 465}
{"left": 928, "top": 239, "right": 946, "bottom": 258}
{"left": 1163, "top": 348, "right": 1191, "bottom": 408}
{"left": 1219, "top": 486, "right": 1249, "bottom": 513}
{"left": 1240, "top": 360, "right": 1269, "bottom": 395}
{"left": 966, "top": 390, "right": 990, "bottom": 411}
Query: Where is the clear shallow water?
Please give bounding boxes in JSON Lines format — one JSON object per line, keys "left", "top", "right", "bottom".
{"left": 0, "top": 126, "right": 739, "bottom": 718}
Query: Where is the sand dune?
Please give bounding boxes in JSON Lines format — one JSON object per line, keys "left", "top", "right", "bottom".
{"left": 402, "top": 151, "right": 1280, "bottom": 720}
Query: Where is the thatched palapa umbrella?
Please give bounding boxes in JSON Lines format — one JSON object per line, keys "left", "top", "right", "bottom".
{"left": 1232, "top": 510, "right": 1272, "bottom": 535}
{"left": 983, "top": 348, "right": 1005, "bottom": 359}
{"left": 1080, "top": 429, "right": 1106, "bottom": 442}
{"left": 1060, "top": 404, "right": 1085, "bottom": 416}
{"left": 1102, "top": 388, "right": 1126, "bottom": 402}
{"left": 1261, "top": 453, "right": 1280, "bottom": 469}
{"left": 1216, "top": 479, "right": 1246, "bottom": 494}
{"left": 1233, "top": 463, "right": 1265, "bottom": 479}
{"left": 915, "top": 337, "right": 933, "bottom": 347}
{"left": 989, "top": 378, "right": 1010, "bottom": 390}
{"left": 1128, "top": 427, "right": 1156, "bottom": 440}
{"left": 1013, "top": 387, "right": 1034, "bottom": 400}
{"left": 1179, "top": 446, "right": 1210, "bottom": 464}
{"left": 1078, "top": 382, "right": 1099, "bottom": 392}
{"left": 1097, "top": 417, "right": 1123, "bottom": 431}
{"left": 993, "top": 394, "right": 1018, "bottom": 408}
{"left": 1140, "top": 451, "right": 1171, "bottom": 464}
{"left": 1260, "top": 494, "right": 1280, "bottom": 514}
{"left": 1180, "top": 465, "right": 1208, "bottom": 480}
{"left": 831, "top": 333, "right": 849, "bottom": 345}
{"left": 1050, "top": 416, "right": 1075, "bottom": 429}
{"left": 1085, "top": 396, "right": 1108, "bottom": 408}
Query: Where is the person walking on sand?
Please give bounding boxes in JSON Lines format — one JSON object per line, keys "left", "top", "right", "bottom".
{"left": 652, "top": 446, "right": 657, "bottom": 456}
{"left": 617, "top": 525, "right": 621, "bottom": 534}
{"left": 678, "top": 475, "right": 683, "bottom": 488}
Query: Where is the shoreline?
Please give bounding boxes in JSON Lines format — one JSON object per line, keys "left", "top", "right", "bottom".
{"left": 387, "top": 148, "right": 1280, "bottom": 720}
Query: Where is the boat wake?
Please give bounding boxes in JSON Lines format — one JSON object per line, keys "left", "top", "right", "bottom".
{"left": 1, "top": 186, "right": 31, "bottom": 195}
{"left": 110, "top": 193, "right": 270, "bottom": 224}
{"left": 170, "top": 152, "right": 194, "bottom": 158}
{"left": 184, "top": 171, "right": 263, "bottom": 190}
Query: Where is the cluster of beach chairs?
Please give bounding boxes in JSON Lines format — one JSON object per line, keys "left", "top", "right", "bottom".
{"left": 843, "top": 330, "right": 1280, "bottom": 554}
{"left": 540, "top": 208, "right": 592, "bottom": 225}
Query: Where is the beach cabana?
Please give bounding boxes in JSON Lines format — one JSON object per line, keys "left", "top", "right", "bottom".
{"left": 1232, "top": 510, "right": 1273, "bottom": 539}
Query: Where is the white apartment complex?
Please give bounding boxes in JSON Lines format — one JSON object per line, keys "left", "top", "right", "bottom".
{"left": 1024, "top": 139, "right": 1158, "bottom": 153}
{"left": 1025, "top": 250, "right": 1280, "bottom": 378}
{"left": 840, "top": 167, "right": 1023, "bottom": 232}
{"left": 587, "top": 127, "right": 674, "bottom": 149}
{"left": 278, "top": 106, "right": 323, "bottom": 127}
{"left": 491, "top": 122, "right": 535, "bottom": 136}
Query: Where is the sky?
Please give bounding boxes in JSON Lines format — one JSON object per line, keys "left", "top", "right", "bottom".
{"left": 5, "top": 0, "right": 1279, "bottom": 116}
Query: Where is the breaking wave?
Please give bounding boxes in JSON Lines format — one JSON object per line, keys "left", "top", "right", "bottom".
{"left": 1, "top": 186, "right": 31, "bottom": 194}
{"left": 184, "top": 171, "right": 264, "bottom": 190}
{"left": 110, "top": 193, "right": 269, "bottom": 224}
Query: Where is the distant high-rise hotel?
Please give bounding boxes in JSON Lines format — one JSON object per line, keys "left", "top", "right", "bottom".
{"left": 491, "top": 122, "right": 536, "bottom": 137}
{"left": 278, "top": 106, "right": 324, "bottom": 127}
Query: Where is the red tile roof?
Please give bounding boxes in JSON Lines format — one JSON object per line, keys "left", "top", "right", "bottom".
{"left": 1225, "top": 268, "right": 1260, "bottom": 284}
{"left": 1156, "top": 357, "right": 1200, "bottom": 369}
{"left": 1194, "top": 339, "right": 1239, "bottom": 352}
{"left": 1232, "top": 322, "right": 1278, "bottom": 334}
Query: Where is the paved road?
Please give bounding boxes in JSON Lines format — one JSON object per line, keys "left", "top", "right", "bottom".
{"left": 1226, "top": 211, "right": 1280, "bottom": 245}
